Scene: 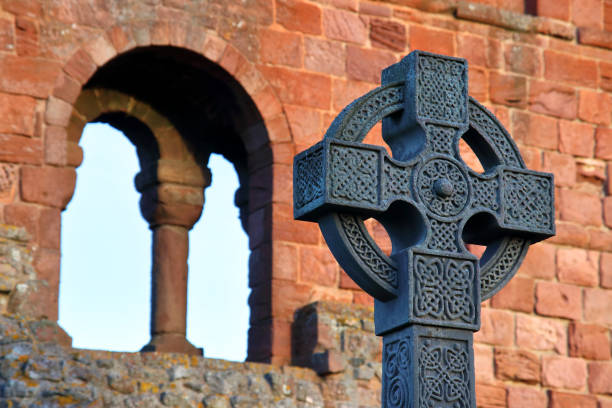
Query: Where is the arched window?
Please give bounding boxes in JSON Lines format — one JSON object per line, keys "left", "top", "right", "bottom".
{"left": 59, "top": 124, "right": 251, "bottom": 361}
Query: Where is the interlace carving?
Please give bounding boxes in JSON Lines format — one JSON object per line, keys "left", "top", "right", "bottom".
{"left": 468, "top": 101, "right": 521, "bottom": 166}
{"left": 341, "top": 85, "right": 403, "bottom": 142}
{"left": 480, "top": 238, "right": 525, "bottom": 295}
{"left": 417, "top": 56, "right": 467, "bottom": 125}
{"left": 470, "top": 175, "right": 499, "bottom": 211}
{"left": 294, "top": 147, "right": 324, "bottom": 209}
{"left": 330, "top": 146, "right": 378, "bottom": 204}
{"left": 428, "top": 220, "right": 459, "bottom": 252}
{"left": 414, "top": 255, "right": 475, "bottom": 324}
{"left": 382, "top": 160, "right": 411, "bottom": 202}
{"left": 419, "top": 339, "right": 470, "bottom": 407}
{"left": 503, "top": 171, "right": 553, "bottom": 231}
{"left": 339, "top": 214, "right": 397, "bottom": 288}
{"left": 426, "top": 124, "right": 456, "bottom": 155}
{"left": 383, "top": 338, "right": 411, "bottom": 407}
{"left": 417, "top": 159, "right": 469, "bottom": 218}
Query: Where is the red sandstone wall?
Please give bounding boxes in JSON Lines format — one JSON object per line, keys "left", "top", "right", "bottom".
{"left": 0, "top": 0, "right": 610, "bottom": 405}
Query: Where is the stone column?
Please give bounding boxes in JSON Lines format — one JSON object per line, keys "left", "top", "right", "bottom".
{"left": 136, "top": 160, "right": 211, "bottom": 355}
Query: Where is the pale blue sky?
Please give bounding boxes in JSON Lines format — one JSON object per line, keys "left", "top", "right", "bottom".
{"left": 58, "top": 123, "right": 250, "bottom": 361}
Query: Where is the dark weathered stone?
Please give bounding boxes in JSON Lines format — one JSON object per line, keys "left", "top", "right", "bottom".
{"left": 293, "top": 50, "right": 556, "bottom": 408}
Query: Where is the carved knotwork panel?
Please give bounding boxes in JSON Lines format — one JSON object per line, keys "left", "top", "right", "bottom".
{"left": 412, "top": 252, "right": 478, "bottom": 328}
{"left": 501, "top": 169, "right": 554, "bottom": 234}
{"left": 419, "top": 337, "right": 471, "bottom": 407}
{"left": 382, "top": 159, "right": 411, "bottom": 203}
{"left": 294, "top": 145, "right": 324, "bottom": 210}
{"left": 330, "top": 145, "right": 379, "bottom": 205}
{"left": 382, "top": 326, "right": 476, "bottom": 408}
{"left": 416, "top": 55, "right": 467, "bottom": 126}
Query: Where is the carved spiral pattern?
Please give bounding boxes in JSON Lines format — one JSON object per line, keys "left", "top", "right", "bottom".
{"left": 339, "top": 214, "right": 397, "bottom": 287}
{"left": 387, "top": 377, "right": 408, "bottom": 407}
{"left": 418, "top": 158, "right": 469, "bottom": 218}
{"left": 384, "top": 338, "right": 411, "bottom": 408}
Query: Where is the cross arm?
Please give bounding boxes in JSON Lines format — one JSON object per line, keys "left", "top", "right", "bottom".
{"left": 466, "top": 167, "right": 555, "bottom": 244}
{"left": 294, "top": 139, "right": 414, "bottom": 221}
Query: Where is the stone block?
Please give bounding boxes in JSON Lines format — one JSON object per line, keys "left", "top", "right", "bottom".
{"left": 260, "top": 29, "right": 302, "bottom": 68}
{"left": 519, "top": 242, "right": 556, "bottom": 280}
{"left": 535, "top": 281, "right": 581, "bottom": 320}
{"left": 457, "top": 34, "right": 486, "bottom": 67}
{"left": 0, "top": 133, "right": 42, "bottom": 165}
{"left": 557, "top": 248, "right": 599, "bottom": 287}
{"left": 299, "top": 246, "right": 338, "bottom": 287}
{"left": 304, "top": 37, "right": 345, "bottom": 77}
{"left": 20, "top": 166, "right": 76, "bottom": 209}
{"left": 579, "top": 90, "right": 612, "bottom": 127}
{"left": 584, "top": 288, "right": 612, "bottom": 326}
{"left": 0, "top": 56, "right": 61, "bottom": 98}
{"left": 370, "top": 18, "right": 406, "bottom": 51}
{"left": 323, "top": 8, "right": 367, "bottom": 44}
{"left": 490, "top": 276, "right": 534, "bottom": 312}
{"left": 0, "top": 93, "right": 37, "bottom": 137}
{"left": 544, "top": 51, "right": 598, "bottom": 88}
{"left": 63, "top": 49, "right": 97, "bottom": 85}
{"left": 588, "top": 362, "right": 612, "bottom": 395}
{"left": 474, "top": 308, "right": 514, "bottom": 346}
{"left": 529, "top": 80, "right": 577, "bottom": 119}
{"left": 571, "top": 0, "right": 602, "bottom": 27}
{"left": 277, "top": 0, "right": 322, "bottom": 35}
{"left": 549, "top": 391, "right": 597, "bottom": 408}
{"left": 346, "top": 46, "right": 396, "bottom": 83}
{"left": 559, "top": 189, "right": 602, "bottom": 227}
{"left": 489, "top": 72, "right": 527, "bottom": 108}
{"left": 260, "top": 66, "right": 331, "bottom": 109}
{"left": 409, "top": 25, "right": 454, "bottom": 56}
{"left": 559, "top": 120, "right": 595, "bottom": 157}
{"left": 569, "top": 322, "right": 611, "bottom": 360}
{"left": 505, "top": 43, "right": 541, "bottom": 76}
{"left": 542, "top": 355, "right": 587, "bottom": 390}
{"left": 494, "top": 348, "right": 540, "bottom": 384}
{"left": 507, "top": 386, "right": 547, "bottom": 408}
{"left": 516, "top": 314, "right": 567, "bottom": 354}
{"left": 595, "top": 128, "right": 612, "bottom": 160}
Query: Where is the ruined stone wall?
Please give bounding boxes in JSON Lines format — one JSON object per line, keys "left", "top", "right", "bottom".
{"left": 0, "top": 0, "right": 610, "bottom": 406}
{"left": 0, "top": 302, "right": 381, "bottom": 407}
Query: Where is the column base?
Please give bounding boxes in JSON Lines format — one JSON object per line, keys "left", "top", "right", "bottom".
{"left": 141, "top": 333, "right": 203, "bottom": 356}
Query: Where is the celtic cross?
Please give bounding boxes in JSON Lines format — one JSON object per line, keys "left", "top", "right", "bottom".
{"left": 293, "top": 51, "right": 555, "bottom": 408}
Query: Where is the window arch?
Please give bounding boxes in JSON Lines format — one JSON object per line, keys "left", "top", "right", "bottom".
{"left": 58, "top": 46, "right": 273, "bottom": 360}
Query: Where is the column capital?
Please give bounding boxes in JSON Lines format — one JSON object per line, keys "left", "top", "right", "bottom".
{"left": 136, "top": 161, "right": 211, "bottom": 229}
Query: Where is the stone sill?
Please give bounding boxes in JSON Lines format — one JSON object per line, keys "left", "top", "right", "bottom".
{"left": 455, "top": 1, "right": 575, "bottom": 40}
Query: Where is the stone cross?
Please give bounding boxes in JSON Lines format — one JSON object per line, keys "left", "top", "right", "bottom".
{"left": 293, "top": 51, "right": 555, "bottom": 408}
